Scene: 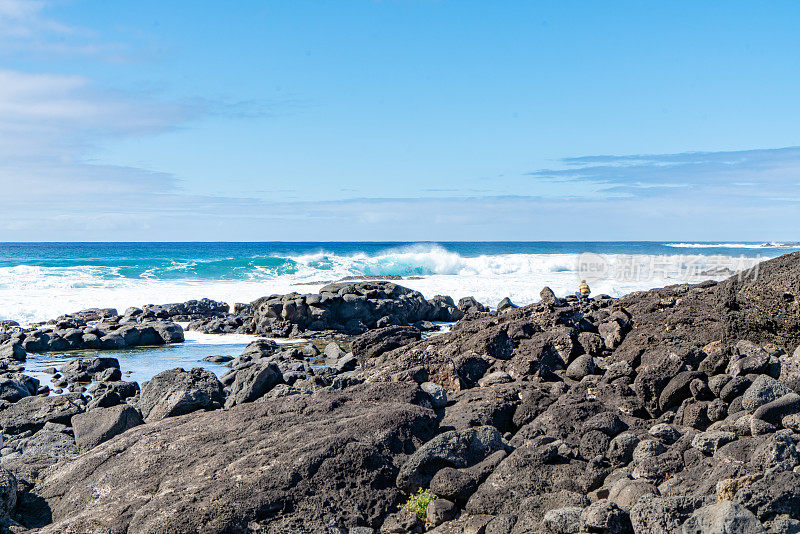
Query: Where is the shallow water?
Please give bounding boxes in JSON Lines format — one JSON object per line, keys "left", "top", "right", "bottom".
{"left": 21, "top": 329, "right": 303, "bottom": 388}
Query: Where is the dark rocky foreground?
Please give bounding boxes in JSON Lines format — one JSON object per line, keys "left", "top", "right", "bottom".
{"left": 0, "top": 254, "right": 798, "bottom": 532}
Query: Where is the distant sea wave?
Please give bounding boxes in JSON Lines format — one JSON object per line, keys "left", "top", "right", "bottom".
{"left": 0, "top": 241, "right": 791, "bottom": 324}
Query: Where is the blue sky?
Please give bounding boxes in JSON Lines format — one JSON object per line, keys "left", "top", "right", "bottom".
{"left": 1, "top": 0, "right": 799, "bottom": 241}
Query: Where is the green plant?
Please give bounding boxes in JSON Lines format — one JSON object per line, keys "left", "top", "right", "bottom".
{"left": 404, "top": 488, "right": 437, "bottom": 520}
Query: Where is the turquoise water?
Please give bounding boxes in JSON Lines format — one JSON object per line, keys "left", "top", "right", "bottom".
{"left": 1, "top": 241, "right": 796, "bottom": 324}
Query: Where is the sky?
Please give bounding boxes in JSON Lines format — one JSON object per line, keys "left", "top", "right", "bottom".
{"left": 1, "top": 0, "right": 799, "bottom": 241}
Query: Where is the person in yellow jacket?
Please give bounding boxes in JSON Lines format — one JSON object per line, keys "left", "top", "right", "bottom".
{"left": 578, "top": 280, "right": 591, "bottom": 301}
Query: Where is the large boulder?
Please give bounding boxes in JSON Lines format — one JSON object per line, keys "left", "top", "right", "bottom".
{"left": 137, "top": 368, "right": 224, "bottom": 422}
{"left": 59, "top": 357, "right": 120, "bottom": 377}
{"left": 0, "top": 341, "right": 25, "bottom": 361}
{"left": 0, "top": 394, "right": 83, "bottom": 434}
{"left": 681, "top": 500, "right": 765, "bottom": 534}
{"left": 351, "top": 326, "right": 422, "bottom": 363}
{"left": 29, "top": 383, "right": 437, "bottom": 533}
{"left": 0, "top": 468, "right": 17, "bottom": 522}
{"left": 0, "top": 373, "right": 39, "bottom": 402}
{"left": 72, "top": 405, "right": 144, "bottom": 451}
{"left": 396, "top": 426, "right": 507, "bottom": 490}
{"left": 251, "top": 282, "right": 441, "bottom": 336}
{"left": 734, "top": 470, "right": 800, "bottom": 521}
{"left": 150, "top": 322, "right": 185, "bottom": 344}
{"left": 224, "top": 362, "right": 283, "bottom": 408}
{"left": 718, "top": 251, "right": 800, "bottom": 349}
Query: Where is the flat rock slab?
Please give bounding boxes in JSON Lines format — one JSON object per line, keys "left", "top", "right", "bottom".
{"left": 31, "top": 383, "right": 436, "bottom": 533}
{"left": 72, "top": 405, "right": 144, "bottom": 451}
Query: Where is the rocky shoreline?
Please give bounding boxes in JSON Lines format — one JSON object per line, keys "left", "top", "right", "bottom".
{"left": 0, "top": 253, "right": 798, "bottom": 532}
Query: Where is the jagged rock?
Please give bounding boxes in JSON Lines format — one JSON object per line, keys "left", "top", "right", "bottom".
{"left": 681, "top": 501, "right": 765, "bottom": 534}
{"left": 396, "top": 426, "right": 507, "bottom": 490}
{"left": 0, "top": 468, "right": 17, "bottom": 522}
{"left": 741, "top": 375, "right": 791, "bottom": 412}
{"left": 429, "top": 450, "right": 507, "bottom": 504}
{"left": 224, "top": 361, "right": 282, "bottom": 408}
{"left": 629, "top": 495, "right": 708, "bottom": 534}
{"left": 691, "top": 431, "right": 736, "bottom": 455}
{"left": 719, "top": 252, "right": 800, "bottom": 348}
{"left": 458, "top": 296, "right": 487, "bottom": 314}
{"left": 607, "top": 433, "right": 640, "bottom": 467}
{"left": 579, "top": 500, "right": 632, "bottom": 533}
{"left": 0, "top": 394, "right": 83, "bottom": 434}
{"left": 0, "top": 373, "right": 39, "bottom": 402}
{"left": 138, "top": 368, "right": 224, "bottom": 422}
{"left": 420, "top": 382, "right": 448, "bottom": 409}
{"left": 497, "top": 297, "right": 518, "bottom": 312}
{"left": 426, "top": 499, "right": 457, "bottom": 526}
{"left": 734, "top": 470, "right": 800, "bottom": 522}
{"left": 440, "top": 386, "right": 519, "bottom": 433}
{"left": 352, "top": 326, "right": 421, "bottom": 363}
{"left": 543, "top": 507, "right": 582, "bottom": 534}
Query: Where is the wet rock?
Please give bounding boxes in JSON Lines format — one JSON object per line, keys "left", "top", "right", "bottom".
{"left": 202, "top": 355, "right": 233, "bottom": 363}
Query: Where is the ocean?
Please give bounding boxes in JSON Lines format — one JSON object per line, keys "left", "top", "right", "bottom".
{"left": 2, "top": 241, "right": 796, "bottom": 326}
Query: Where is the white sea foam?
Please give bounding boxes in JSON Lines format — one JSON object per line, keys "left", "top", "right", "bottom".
{"left": 179, "top": 325, "right": 301, "bottom": 345}
{"left": 665, "top": 242, "right": 799, "bottom": 249}
{"left": 0, "top": 247, "right": 767, "bottom": 325}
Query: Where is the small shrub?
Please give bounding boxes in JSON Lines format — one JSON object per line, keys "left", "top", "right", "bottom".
{"left": 404, "top": 487, "right": 437, "bottom": 520}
